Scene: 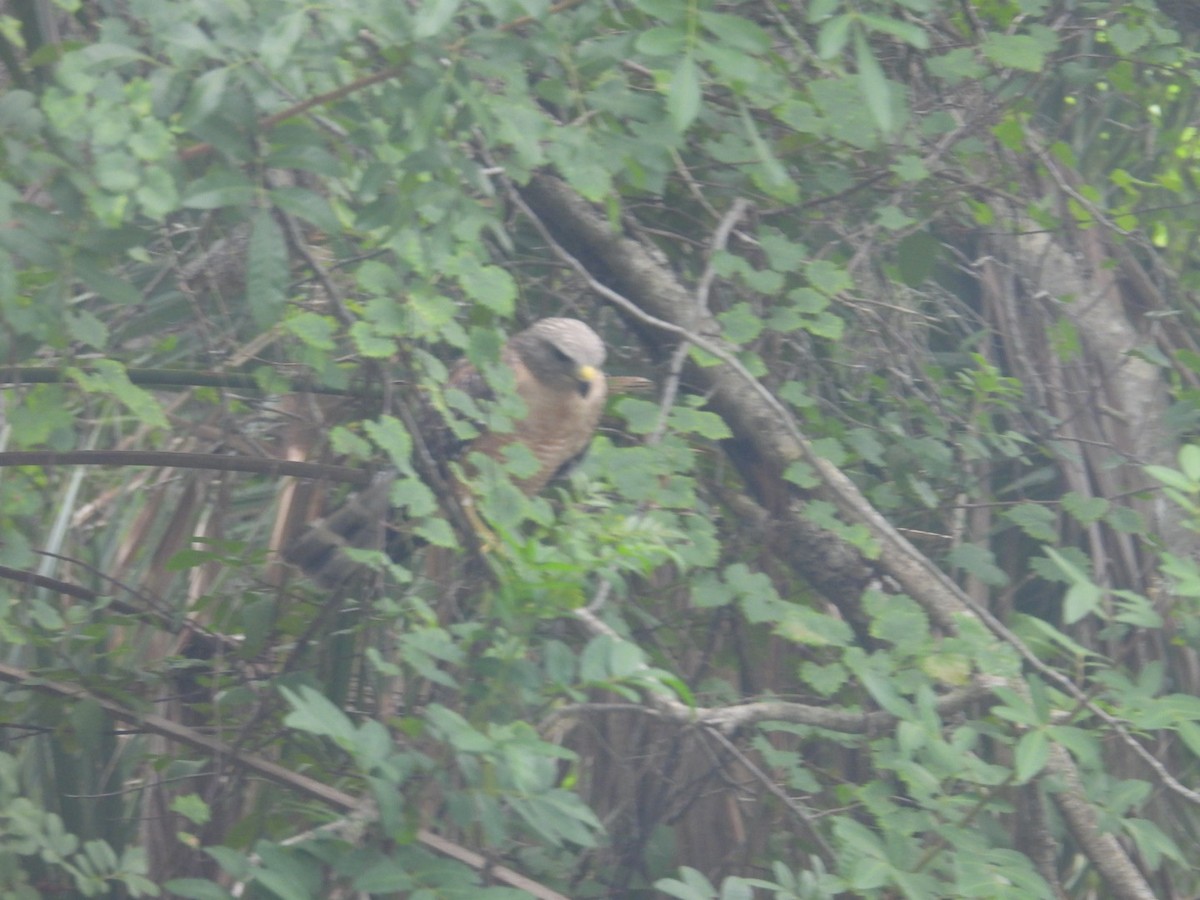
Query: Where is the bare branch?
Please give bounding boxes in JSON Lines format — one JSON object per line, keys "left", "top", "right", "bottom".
{"left": 0, "top": 450, "right": 371, "bottom": 484}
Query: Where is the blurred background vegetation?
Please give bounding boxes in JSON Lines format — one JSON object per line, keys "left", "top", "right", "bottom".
{"left": 2, "top": 0, "right": 1200, "bottom": 897}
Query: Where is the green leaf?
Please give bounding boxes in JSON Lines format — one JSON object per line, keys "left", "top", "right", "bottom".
{"left": 199, "top": 848, "right": 248, "bottom": 882}
{"left": 656, "top": 866, "right": 716, "bottom": 899}
{"left": 692, "top": 572, "right": 733, "bottom": 608}
{"left": 65, "top": 309, "right": 110, "bottom": 349}
{"left": 1043, "top": 546, "right": 1105, "bottom": 622}
{"left": 671, "top": 405, "right": 732, "bottom": 439}
{"left": 699, "top": 12, "right": 770, "bottom": 52}
{"left": 857, "top": 666, "right": 913, "bottom": 718}
{"left": 163, "top": 879, "right": 234, "bottom": 900}
{"left": 608, "top": 638, "right": 647, "bottom": 677}
{"left": 946, "top": 543, "right": 1008, "bottom": 587}
{"left": 1043, "top": 545, "right": 1086, "bottom": 583}
{"left": 181, "top": 167, "right": 256, "bottom": 210}
{"left": 270, "top": 186, "right": 342, "bottom": 234}
{"left": 453, "top": 258, "right": 516, "bottom": 315}
{"left": 1145, "top": 463, "right": 1195, "bottom": 493}
{"left": 866, "top": 592, "right": 929, "bottom": 647}
{"left": 1106, "top": 503, "right": 1146, "bottom": 535}
{"left": 877, "top": 205, "right": 915, "bottom": 230}
{"left": 240, "top": 598, "right": 275, "bottom": 653}
{"left": 891, "top": 154, "right": 929, "bottom": 183}
{"left": 95, "top": 151, "right": 140, "bottom": 192}
{"left": 254, "top": 853, "right": 321, "bottom": 900}
{"left": 1062, "top": 491, "right": 1108, "bottom": 525}
{"left": 1013, "top": 613, "right": 1098, "bottom": 661}
{"left": 991, "top": 686, "right": 1043, "bottom": 727}
{"left": 73, "top": 41, "right": 145, "bottom": 69}
{"left": 1106, "top": 22, "right": 1148, "bottom": 55}
{"left": 1014, "top": 729, "right": 1049, "bottom": 782}
{"left": 352, "top": 858, "right": 415, "bottom": 893}
{"left": 350, "top": 321, "right": 396, "bottom": 358}
{"left": 817, "top": 14, "right": 852, "bottom": 58}
{"left": 616, "top": 397, "right": 662, "bottom": 435}
{"left": 68, "top": 360, "right": 169, "bottom": 430}
{"left": 0, "top": 248, "right": 15, "bottom": 303}
{"left": 415, "top": 0, "right": 462, "bottom": 38}
{"left": 581, "top": 634, "right": 640, "bottom": 683}
{"left": 667, "top": 56, "right": 702, "bottom": 133}
{"left": 854, "top": 28, "right": 892, "bottom": 133}
{"left": 895, "top": 231, "right": 939, "bottom": 286}
{"left": 716, "top": 301, "right": 764, "bottom": 344}
{"left": 858, "top": 13, "right": 929, "bottom": 49}
{"left": 775, "top": 604, "right": 854, "bottom": 647}
{"left": 805, "top": 259, "right": 852, "bottom": 295}
{"left": 137, "top": 166, "right": 181, "bottom": 218}
{"left": 1177, "top": 720, "right": 1200, "bottom": 758}
{"left": 246, "top": 209, "right": 288, "bottom": 329}
{"left": 179, "top": 67, "right": 229, "bottom": 129}
{"left": 636, "top": 26, "right": 687, "bottom": 56}
{"left": 424, "top": 704, "right": 493, "bottom": 752}
{"left": 801, "top": 661, "right": 849, "bottom": 696}
{"left": 364, "top": 415, "right": 413, "bottom": 471}
{"left": 285, "top": 311, "right": 337, "bottom": 350}
{"left": 1062, "top": 580, "right": 1102, "bottom": 624}
{"left": 1004, "top": 502, "right": 1058, "bottom": 542}
{"left": 738, "top": 100, "right": 795, "bottom": 202}
{"left": 1123, "top": 817, "right": 1186, "bottom": 869}
{"left": 1179, "top": 444, "right": 1200, "bottom": 482}
{"left": 1044, "top": 725, "right": 1100, "bottom": 771}
{"left": 982, "top": 32, "right": 1051, "bottom": 72}
{"left": 169, "top": 794, "right": 212, "bottom": 826}
{"left": 329, "top": 427, "right": 371, "bottom": 460}
{"left": 280, "top": 685, "right": 358, "bottom": 745}
{"left": 259, "top": 10, "right": 305, "bottom": 70}
{"left": 921, "top": 652, "right": 972, "bottom": 685}
{"left": 1112, "top": 590, "right": 1161, "bottom": 628}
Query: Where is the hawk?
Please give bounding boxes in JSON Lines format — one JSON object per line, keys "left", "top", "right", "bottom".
{"left": 286, "top": 318, "right": 608, "bottom": 585}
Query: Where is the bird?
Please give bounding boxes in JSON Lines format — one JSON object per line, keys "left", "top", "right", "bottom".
{"left": 285, "top": 317, "right": 608, "bottom": 586}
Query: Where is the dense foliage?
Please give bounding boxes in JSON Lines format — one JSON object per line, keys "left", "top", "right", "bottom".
{"left": 2, "top": 0, "right": 1200, "bottom": 897}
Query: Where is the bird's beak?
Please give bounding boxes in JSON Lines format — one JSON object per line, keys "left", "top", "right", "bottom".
{"left": 575, "top": 364, "right": 599, "bottom": 396}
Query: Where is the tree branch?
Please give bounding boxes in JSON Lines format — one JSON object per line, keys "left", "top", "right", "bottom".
{"left": 0, "top": 450, "right": 370, "bottom": 484}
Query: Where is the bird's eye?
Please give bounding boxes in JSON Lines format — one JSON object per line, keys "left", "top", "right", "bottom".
{"left": 549, "top": 344, "right": 571, "bottom": 363}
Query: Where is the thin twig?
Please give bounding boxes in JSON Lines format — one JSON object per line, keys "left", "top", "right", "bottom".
{"left": 696, "top": 197, "right": 751, "bottom": 311}
{"left": 704, "top": 726, "right": 836, "bottom": 866}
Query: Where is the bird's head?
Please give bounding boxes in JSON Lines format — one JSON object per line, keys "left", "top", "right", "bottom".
{"left": 513, "top": 318, "right": 606, "bottom": 397}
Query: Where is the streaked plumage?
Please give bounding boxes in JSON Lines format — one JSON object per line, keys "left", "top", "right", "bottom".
{"left": 286, "top": 318, "right": 607, "bottom": 585}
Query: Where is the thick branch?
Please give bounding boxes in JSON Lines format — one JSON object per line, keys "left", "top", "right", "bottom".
{"left": 1047, "top": 745, "right": 1157, "bottom": 900}
{"left": 572, "top": 607, "right": 992, "bottom": 734}
{"left": 0, "top": 366, "right": 356, "bottom": 395}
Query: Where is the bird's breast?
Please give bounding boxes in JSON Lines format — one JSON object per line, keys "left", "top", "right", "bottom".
{"left": 468, "top": 374, "right": 606, "bottom": 494}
